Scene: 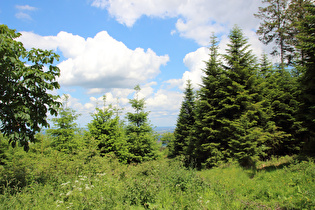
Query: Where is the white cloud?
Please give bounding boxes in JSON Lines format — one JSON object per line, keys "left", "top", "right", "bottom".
{"left": 91, "top": 0, "right": 263, "bottom": 45}
{"left": 15, "top": 5, "right": 37, "bottom": 11}
{"left": 15, "top": 5, "right": 37, "bottom": 21}
{"left": 18, "top": 31, "right": 169, "bottom": 89}
{"left": 91, "top": 0, "right": 181, "bottom": 27}
{"left": 15, "top": 12, "right": 32, "bottom": 21}
{"left": 86, "top": 88, "right": 106, "bottom": 95}
{"left": 167, "top": 47, "right": 209, "bottom": 90}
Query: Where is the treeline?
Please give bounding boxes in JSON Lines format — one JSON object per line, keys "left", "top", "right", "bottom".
{"left": 43, "top": 85, "right": 162, "bottom": 163}
{"left": 167, "top": 0, "right": 315, "bottom": 168}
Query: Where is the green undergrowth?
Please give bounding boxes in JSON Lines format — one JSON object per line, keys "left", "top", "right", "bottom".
{"left": 0, "top": 147, "right": 314, "bottom": 209}
{"left": 197, "top": 156, "right": 315, "bottom": 209}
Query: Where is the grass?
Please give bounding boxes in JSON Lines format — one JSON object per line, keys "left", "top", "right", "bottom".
{"left": 0, "top": 148, "right": 314, "bottom": 209}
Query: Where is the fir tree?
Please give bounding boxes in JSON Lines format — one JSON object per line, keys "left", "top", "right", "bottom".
{"left": 296, "top": 2, "right": 315, "bottom": 155}
{"left": 48, "top": 94, "right": 82, "bottom": 153}
{"left": 88, "top": 95, "right": 129, "bottom": 162}
{"left": 221, "top": 26, "right": 268, "bottom": 167}
{"left": 171, "top": 79, "right": 195, "bottom": 159}
{"left": 193, "top": 34, "right": 226, "bottom": 168}
{"left": 126, "top": 85, "right": 160, "bottom": 163}
{"left": 261, "top": 64, "right": 304, "bottom": 156}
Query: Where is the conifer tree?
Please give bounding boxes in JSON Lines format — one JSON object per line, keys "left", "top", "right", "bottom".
{"left": 261, "top": 63, "right": 304, "bottom": 156}
{"left": 48, "top": 94, "right": 81, "bottom": 153}
{"left": 296, "top": 2, "right": 315, "bottom": 154}
{"left": 221, "top": 26, "right": 268, "bottom": 167}
{"left": 126, "top": 85, "right": 160, "bottom": 163}
{"left": 255, "top": 0, "right": 293, "bottom": 65}
{"left": 193, "top": 34, "right": 226, "bottom": 168}
{"left": 88, "top": 95, "right": 129, "bottom": 162}
{"left": 171, "top": 79, "right": 195, "bottom": 158}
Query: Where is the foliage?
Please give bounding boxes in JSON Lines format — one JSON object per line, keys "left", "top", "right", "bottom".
{"left": 192, "top": 34, "right": 225, "bottom": 168}
{"left": 0, "top": 143, "right": 314, "bottom": 210}
{"left": 259, "top": 61, "right": 305, "bottom": 156}
{"left": 191, "top": 27, "right": 267, "bottom": 168}
{"left": 87, "top": 95, "right": 129, "bottom": 163}
{"left": 47, "top": 95, "right": 82, "bottom": 154}
{"left": 125, "top": 85, "right": 160, "bottom": 163}
{"left": 0, "top": 24, "right": 61, "bottom": 150}
{"left": 296, "top": 1, "right": 315, "bottom": 155}
{"left": 171, "top": 79, "right": 195, "bottom": 158}
{"left": 255, "top": 0, "right": 295, "bottom": 65}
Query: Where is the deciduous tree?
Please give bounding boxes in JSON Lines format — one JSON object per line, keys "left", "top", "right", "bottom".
{"left": 0, "top": 25, "right": 61, "bottom": 150}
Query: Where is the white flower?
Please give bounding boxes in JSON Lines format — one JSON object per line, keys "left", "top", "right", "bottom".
{"left": 85, "top": 184, "right": 91, "bottom": 190}
{"left": 66, "top": 191, "right": 72, "bottom": 196}
{"left": 61, "top": 181, "right": 70, "bottom": 186}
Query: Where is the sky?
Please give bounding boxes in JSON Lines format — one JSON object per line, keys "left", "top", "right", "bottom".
{"left": 0, "top": 0, "right": 275, "bottom": 127}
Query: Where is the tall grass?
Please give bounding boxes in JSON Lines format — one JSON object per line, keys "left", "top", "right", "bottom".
{"left": 0, "top": 146, "right": 314, "bottom": 209}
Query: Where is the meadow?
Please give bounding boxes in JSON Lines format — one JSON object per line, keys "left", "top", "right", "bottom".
{"left": 0, "top": 142, "right": 314, "bottom": 209}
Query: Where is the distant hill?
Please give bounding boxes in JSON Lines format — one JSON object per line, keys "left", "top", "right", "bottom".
{"left": 154, "top": 126, "right": 175, "bottom": 134}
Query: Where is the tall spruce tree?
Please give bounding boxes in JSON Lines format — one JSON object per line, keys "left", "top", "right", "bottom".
{"left": 261, "top": 63, "right": 304, "bottom": 156}
{"left": 171, "top": 79, "right": 195, "bottom": 158}
{"left": 126, "top": 85, "right": 160, "bottom": 163}
{"left": 221, "top": 26, "right": 269, "bottom": 167}
{"left": 296, "top": 2, "right": 315, "bottom": 155}
{"left": 193, "top": 34, "right": 226, "bottom": 168}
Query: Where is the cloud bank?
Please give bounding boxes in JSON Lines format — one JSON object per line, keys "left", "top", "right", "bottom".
{"left": 91, "top": 0, "right": 263, "bottom": 45}
{"left": 19, "top": 31, "right": 169, "bottom": 89}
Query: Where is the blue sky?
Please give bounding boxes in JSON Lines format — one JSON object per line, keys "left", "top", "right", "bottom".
{"left": 1, "top": 0, "right": 272, "bottom": 127}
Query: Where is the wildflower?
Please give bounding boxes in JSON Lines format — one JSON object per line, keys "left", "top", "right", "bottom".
{"left": 85, "top": 184, "right": 91, "bottom": 190}
{"left": 56, "top": 200, "right": 64, "bottom": 204}
{"left": 66, "top": 191, "right": 72, "bottom": 196}
{"left": 61, "top": 181, "right": 70, "bottom": 186}
{"left": 75, "top": 180, "right": 79, "bottom": 183}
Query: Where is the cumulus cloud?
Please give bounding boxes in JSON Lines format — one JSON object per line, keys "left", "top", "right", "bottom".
{"left": 166, "top": 47, "right": 209, "bottom": 90}
{"left": 18, "top": 31, "right": 169, "bottom": 89}
{"left": 91, "top": 0, "right": 263, "bottom": 45}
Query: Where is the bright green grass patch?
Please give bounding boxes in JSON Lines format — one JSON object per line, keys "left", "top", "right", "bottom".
{"left": 197, "top": 158, "right": 315, "bottom": 209}
{"left": 0, "top": 152, "right": 314, "bottom": 209}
